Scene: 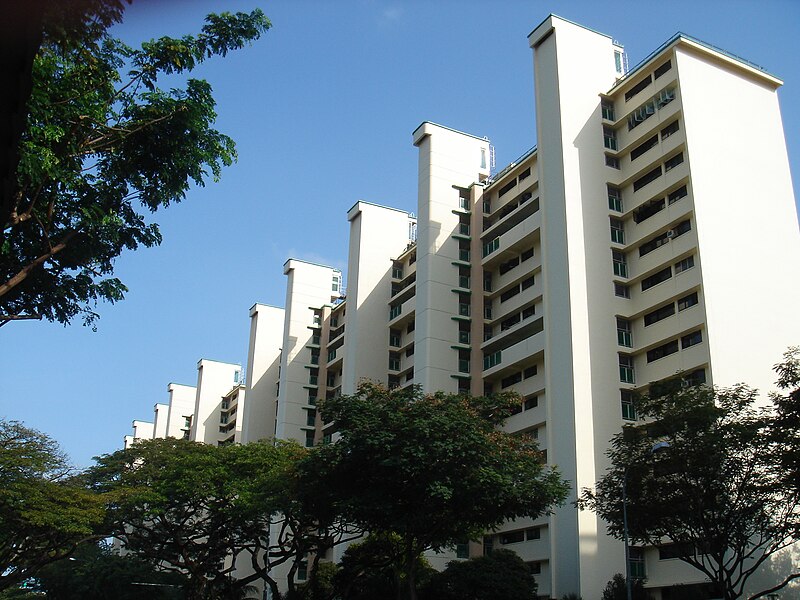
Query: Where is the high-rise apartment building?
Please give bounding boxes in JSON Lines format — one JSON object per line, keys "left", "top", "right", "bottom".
{"left": 121, "top": 15, "right": 799, "bottom": 599}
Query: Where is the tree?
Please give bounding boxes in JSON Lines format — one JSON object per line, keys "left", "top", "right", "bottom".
{"left": 0, "top": 419, "right": 105, "bottom": 591}
{"left": 578, "top": 382, "right": 800, "bottom": 600}
{"left": 90, "top": 438, "right": 303, "bottom": 600}
{"left": 0, "top": 2, "right": 270, "bottom": 327}
{"left": 600, "top": 574, "right": 652, "bottom": 600}
{"left": 310, "top": 383, "right": 570, "bottom": 600}
{"left": 771, "top": 346, "right": 800, "bottom": 497}
{"left": 34, "top": 540, "right": 186, "bottom": 600}
{"left": 420, "top": 549, "right": 537, "bottom": 600}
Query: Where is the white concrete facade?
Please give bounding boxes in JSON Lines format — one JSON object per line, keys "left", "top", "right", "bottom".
{"left": 190, "top": 359, "right": 242, "bottom": 445}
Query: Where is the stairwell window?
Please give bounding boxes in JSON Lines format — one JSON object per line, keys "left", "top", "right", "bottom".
{"left": 617, "top": 318, "right": 633, "bottom": 347}
{"left": 619, "top": 355, "right": 635, "bottom": 384}
{"left": 610, "top": 218, "right": 625, "bottom": 244}
{"left": 615, "top": 283, "right": 630, "bottom": 298}
{"left": 612, "top": 251, "right": 628, "bottom": 278}
{"left": 621, "top": 390, "right": 637, "bottom": 421}
{"left": 606, "top": 155, "right": 620, "bottom": 169}
{"left": 602, "top": 101, "right": 616, "bottom": 121}
{"left": 604, "top": 127, "right": 618, "bottom": 150}
{"left": 608, "top": 186, "right": 623, "bottom": 212}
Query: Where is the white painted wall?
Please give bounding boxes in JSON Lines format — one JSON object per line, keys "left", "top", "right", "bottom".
{"left": 344, "top": 201, "right": 414, "bottom": 394}
{"left": 241, "top": 304, "right": 285, "bottom": 443}
{"left": 152, "top": 403, "right": 169, "bottom": 439}
{"left": 190, "top": 359, "right": 241, "bottom": 444}
{"left": 165, "top": 382, "right": 196, "bottom": 439}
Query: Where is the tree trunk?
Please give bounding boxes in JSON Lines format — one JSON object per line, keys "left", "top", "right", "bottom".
{"left": 401, "top": 542, "right": 418, "bottom": 600}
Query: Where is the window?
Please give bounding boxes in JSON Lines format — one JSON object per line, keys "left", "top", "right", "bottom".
{"left": 524, "top": 395, "right": 538, "bottom": 410}
{"left": 521, "top": 247, "right": 535, "bottom": 262}
{"left": 327, "top": 349, "right": 337, "bottom": 362}
{"left": 483, "top": 275, "right": 492, "bottom": 292}
{"left": 615, "top": 283, "right": 630, "bottom": 298}
{"left": 524, "top": 365, "right": 537, "bottom": 378}
{"left": 521, "top": 275, "right": 535, "bottom": 290}
{"left": 668, "top": 185, "right": 688, "bottom": 205}
{"left": 625, "top": 75, "right": 652, "bottom": 101}
{"left": 617, "top": 318, "right": 632, "bottom": 347}
{"left": 605, "top": 155, "right": 620, "bottom": 169}
{"left": 608, "top": 186, "right": 623, "bottom": 212}
{"left": 681, "top": 330, "right": 703, "bottom": 349}
{"left": 674, "top": 255, "right": 695, "bottom": 274}
{"left": 639, "top": 231, "right": 670, "bottom": 257}
{"left": 603, "top": 127, "right": 618, "bottom": 150}
{"left": 458, "top": 303, "right": 471, "bottom": 316}
{"left": 499, "top": 257, "right": 520, "bottom": 275}
{"left": 501, "top": 372, "right": 522, "bottom": 389}
{"left": 629, "top": 546, "right": 646, "bottom": 579}
{"left": 456, "top": 542, "right": 469, "bottom": 559}
{"left": 501, "top": 313, "right": 521, "bottom": 331}
{"left": 459, "top": 275, "right": 470, "bottom": 289}
{"left": 659, "top": 542, "right": 694, "bottom": 560}
{"left": 621, "top": 390, "right": 636, "bottom": 420}
{"left": 619, "top": 355, "right": 635, "bottom": 383}
{"left": 500, "top": 286, "right": 520, "bottom": 303}
{"left": 500, "top": 530, "right": 525, "bottom": 545}
{"left": 392, "top": 264, "right": 403, "bottom": 279}
{"left": 661, "top": 120, "right": 680, "bottom": 139}
{"left": 641, "top": 266, "right": 672, "bottom": 291}
{"left": 654, "top": 60, "right": 672, "bottom": 79}
{"left": 684, "top": 369, "right": 707, "bottom": 387}
{"left": 305, "top": 431, "right": 315, "bottom": 448}
{"left": 520, "top": 167, "right": 531, "bottom": 180}
{"left": 528, "top": 561, "right": 542, "bottom": 575}
{"left": 664, "top": 152, "right": 684, "bottom": 172}
{"left": 458, "top": 330, "right": 470, "bottom": 344}
{"left": 459, "top": 196, "right": 469, "bottom": 210}
{"left": 459, "top": 248, "right": 471, "bottom": 262}
{"left": 602, "top": 101, "right": 615, "bottom": 121}
{"left": 644, "top": 302, "right": 676, "bottom": 326}
{"left": 297, "top": 561, "right": 308, "bottom": 580}
{"left": 630, "top": 135, "right": 658, "bottom": 161}
{"left": 458, "top": 359, "right": 470, "bottom": 373}
{"left": 678, "top": 291, "right": 698, "bottom": 311}
{"left": 389, "top": 354, "right": 400, "bottom": 371}
{"left": 480, "top": 148, "right": 487, "bottom": 170}
{"left": 483, "top": 238, "right": 500, "bottom": 257}
{"left": 673, "top": 219, "right": 692, "bottom": 238}
{"left": 407, "top": 320, "right": 415, "bottom": 333}
{"left": 498, "top": 179, "right": 516, "bottom": 197}
{"left": 483, "top": 200, "right": 491, "bottom": 214}
{"left": 614, "top": 50, "right": 624, "bottom": 74}
{"left": 612, "top": 251, "right": 628, "bottom": 278}
{"left": 332, "top": 273, "right": 341, "bottom": 292}
{"left": 389, "top": 330, "right": 401, "bottom": 347}
{"left": 389, "top": 304, "right": 402, "bottom": 319}
{"left": 306, "top": 410, "right": 316, "bottom": 427}
{"left": 522, "top": 304, "right": 535, "bottom": 319}
{"left": 484, "top": 351, "right": 501, "bottom": 370}
{"left": 527, "top": 527, "right": 541, "bottom": 540}
{"left": 484, "top": 304, "right": 492, "bottom": 319}
{"left": 633, "top": 166, "right": 662, "bottom": 192}
{"left": 610, "top": 218, "right": 625, "bottom": 244}
{"left": 633, "top": 197, "right": 666, "bottom": 224}
{"left": 647, "top": 339, "right": 679, "bottom": 362}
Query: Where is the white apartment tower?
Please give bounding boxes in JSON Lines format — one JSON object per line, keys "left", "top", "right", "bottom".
{"left": 120, "top": 14, "right": 799, "bottom": 600}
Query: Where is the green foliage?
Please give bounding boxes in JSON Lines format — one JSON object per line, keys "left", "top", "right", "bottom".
{"left": 579, "top": 375, "right": 800, "bottom": 600}
{"left": 331, "top": 533, "right": 434, "bottom": 600}
{"left": 89, "top": 438, "right": 303, "bottom": 600}
{"left": 772, "top": 346, "right": 800, "bottom": 496}
{"left": 420, "top": 549, "right": 537, "bottom": 600}
{"left": 0, "top": 420, "right": 105, "bottom": 591}
{"left": 600, "top": 574, "right": 651, "bottom": 600}
{"left": 35, "top": 541, "right": 186, "bottom": 600}
{"left": 310, "top": 383, "right": 570, "bottom": 600}
{"left": 0, "top": 2, "right": 270, "bottom": 327}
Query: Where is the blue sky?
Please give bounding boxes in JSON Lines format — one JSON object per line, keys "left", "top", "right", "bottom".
{"left": 2, "top": 0, "right": 798, "bottom": 468}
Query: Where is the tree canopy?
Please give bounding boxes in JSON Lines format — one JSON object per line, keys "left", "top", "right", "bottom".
{"left": 579, "top": 377, "right": 800, "bottom": 600}
{"left": 0, "top": 419, "right": 105, "bottom": 591}
{"left": 90, "top": 438, "right": 307, "bottom": 600}
{"left": 420, "top": 549, "right": 538, "bottom": 600}
{"left": 310, "top": 383, "right": 570, "bottom": 600}
{"left": 0, "top": 2, "right": 270, "bottom": 327}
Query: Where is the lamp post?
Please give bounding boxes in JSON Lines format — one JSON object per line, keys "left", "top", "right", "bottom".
{"left": 623, "top": 440, "right": 671, "bottom": 600}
